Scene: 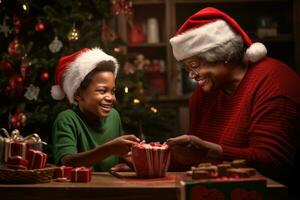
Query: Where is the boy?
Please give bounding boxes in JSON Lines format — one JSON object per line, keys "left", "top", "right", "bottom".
{"left": 51, "top": 48, "right": 139, "bottom": 171}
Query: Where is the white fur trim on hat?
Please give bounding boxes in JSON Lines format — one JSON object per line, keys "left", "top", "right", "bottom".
{"left": 63, "top": 48, "right": 119, "bottom": 105}
{"left": 170, "top": 20, "right": 236, "bottom": 61}
{"left": 51, "top": 85, "right": 65, "bottom": 100}
{"left": 245, "top": 42, "right": 267, "bottom": 63}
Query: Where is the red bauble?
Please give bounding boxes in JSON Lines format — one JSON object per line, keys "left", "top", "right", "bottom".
{"left": 13, "top": 16, "right": 21, "bottom": 34}
{"left": 40, "top": 72, "right": 49, "bottom": 80}
{"left": 8, "top": 37, "right": 20, "bottom": 56}
{"left": 7, "top": 75, "right": 24, "bottom": 97}
{"left": 0, "top": 60, "right": 14, "bottom": 76}
{"left": 35, "top": 22, "right": 45, "bottom": 32}
{"left": 10, "top": 111, "right": 27, "bottom": 129}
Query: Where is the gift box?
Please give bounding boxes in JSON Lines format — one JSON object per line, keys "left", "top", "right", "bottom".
{"left": 71, "top": 167, "right": 92, "bottom": 182}
{"left": 180, "top": 177, "right": 267, "bottom": 200}
{"left": 27, "top": 149, "right": 47, "bottom": 169}
{"left": 6, "top": 155, "right": 29, "bottom": 170}
{"left": 132, "top": 142, "right": 170, "bottom": 178}
{"left": 0, "top": 129, "right": 45, "bottom": 163}
{"left": 4, "top": 141, "right": 27, "bottom": 162}
{"left": 0, "top": 136, "right": 9, "bottom": 163}
{"left": 53, "top": 166, "right": 73, "bottom": 179}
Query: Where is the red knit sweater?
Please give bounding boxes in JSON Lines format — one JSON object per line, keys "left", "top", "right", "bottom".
{"left": 189, "top": 57, "right": 300, "bottom": 182}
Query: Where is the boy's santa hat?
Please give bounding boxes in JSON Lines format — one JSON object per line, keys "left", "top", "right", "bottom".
{"left": 169, "top": 7, "right": 267, "bottom": 62}
{"left": 51, "top": 47, "right": 119, "bottom": 105}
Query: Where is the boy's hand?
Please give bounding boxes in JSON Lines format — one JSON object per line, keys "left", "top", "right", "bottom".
{"left": 108, "top": 135, "right": 140, "bottom": 156}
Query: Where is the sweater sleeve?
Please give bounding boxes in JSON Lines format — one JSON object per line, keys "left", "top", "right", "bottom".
{"left": 52, "top": 113, "right": 78, "bottom": 165}
{"left": 222, "top": 96, "right": 297, "bottom": 181}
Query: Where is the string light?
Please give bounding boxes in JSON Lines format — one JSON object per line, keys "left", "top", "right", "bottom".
{"left": 150, "top": 107, "right": 158, "bottom": 113}
{"left": 124, "top": 86, "right": 128, "bottom": 93}
{"left": 67, "top": 23, "right": 80, "bottom": 41}
{"left": 114, "top": 47, "right": 121, "bottom": 53}
{"left": 22, "top": 4, "right": 28, "bottom": 12}
{"left": 133, "top": 98, "right": 140, "bottom": 104}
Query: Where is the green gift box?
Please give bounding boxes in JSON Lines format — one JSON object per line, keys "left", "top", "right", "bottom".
{"left": 180, "top": 177, "right": 267, "bottom": 200}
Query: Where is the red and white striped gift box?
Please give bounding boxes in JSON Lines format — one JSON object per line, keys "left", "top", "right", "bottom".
{"left": 71, "top": 167, "right": 92, "bottom": 182}
{"left": 27, "top": 149, "right": 47, "bottom": 169}
{"left": 53, "top": 166, "right": 73, "bottom": 179}
{"left": 4, "top": 140, "right": 27, "bottom": 162}
{"left": 6, "top": 155, "right": 29, "bottom": 169}
{"left": 132, "top": 142, "right": 170, "bottom": 178}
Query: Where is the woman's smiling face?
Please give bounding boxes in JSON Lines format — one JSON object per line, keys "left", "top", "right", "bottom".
{"left": 76, "top": 71, "right": 116, "bottom": 121}
{"left": 182, "top": 57, "right": 233, "bottom": 93}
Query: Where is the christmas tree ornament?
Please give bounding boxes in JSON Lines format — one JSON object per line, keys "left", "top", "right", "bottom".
{"left": 0, "top": 16, "right": 13, "bottom": 37}
{"left": 67, "top": 24, "right": 80, "bottom": 41}
{"left": 35, "top": 21, "right": 45, "bottom": 32}
{"left": 20, "top": 55, "right": 29, "bottom": 78}
{"left": 8, "top": 37, "right": 20, "bottom": 56}
{"left": 0, "top": 60, "right": 14, "bottom": 76}
{"left": 40, "top": 71, "right": 49, "bottom": 80}
{"left": 111, "top": 0, "right": 133, "bottom": 19}
{"left": 24, "top": 84, "right": 40, "bottom": 101}
{"left": 10, "top": 110, "right": 27, "bottom": 129}
{"left": 49, "top": 36, "right": 63, "bottom": 53}
{"left": 7, "top": 75, "right": 24, "bottom": 97}
{"left": 13, "top": 16, "right": 21, "bottom": 34}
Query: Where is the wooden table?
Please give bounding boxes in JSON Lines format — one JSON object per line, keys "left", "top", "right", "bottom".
{"left": 0, "top": 172, "right": 287, "bottom": 200}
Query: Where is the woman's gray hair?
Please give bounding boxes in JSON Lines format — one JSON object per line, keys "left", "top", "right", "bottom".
{"left": 198, "top": 35, "right": 245, "bottom": 64}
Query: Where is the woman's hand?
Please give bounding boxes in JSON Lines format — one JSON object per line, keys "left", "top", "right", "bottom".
{"left": 108, "top": 134, "right": 140, "bottom": 156}
{"left": 167, "top": 135, "right": 223, "bottom": 164}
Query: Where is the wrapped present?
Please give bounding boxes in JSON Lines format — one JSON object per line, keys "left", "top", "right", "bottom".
{"left": 0, "top": 128, "right": 46, "bottom": 163}
{"left": 71, "top": 167, "right": 92, "bottom": 182}
{"left": 0, "top": 136, "right": 9, "bottom": 163}
{"left": 5, "top": 140, "right": 27, "bottom": 162}
{"left": 6, "top": 155, "right": 29, "bottom": 170}
{"left": 132, "top": 142, "right": 170, "bottom": 178}
{"left": 180, "top": 177, "right": 267, "bottom": 200}
{"left": 53, "top": 166, "right": 73, "bottom": 180}
{"left": 27, "top": 149, "right": 47, "bottom": 169}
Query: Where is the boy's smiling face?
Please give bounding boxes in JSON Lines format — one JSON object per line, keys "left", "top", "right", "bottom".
{"left": 75, "top": 71, "right": 116, "bottom": 121}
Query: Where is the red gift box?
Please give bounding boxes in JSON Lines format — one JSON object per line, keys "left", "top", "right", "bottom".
{"left": 54, "top": 166, "right": 73, "bottom": 179}
{"left": 27, "top": 149, "right": 47, "bottom": 169}
{"left": 6, "top": 155, "right": 29, "bottom": 169}
{"left": 71, "top": 167, "right": 92, "bottom": 182}
{"left": 132, "top": 142, "right": 170, "bottom": 178}
{"left": 4, "top": 140, "right": 27, "bottom": 162}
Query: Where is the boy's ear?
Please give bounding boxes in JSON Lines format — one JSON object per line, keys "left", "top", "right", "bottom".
{"left": 74, "top": 89, "right": 82, "bottom": 102}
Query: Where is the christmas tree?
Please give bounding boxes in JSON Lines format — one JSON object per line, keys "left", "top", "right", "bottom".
{"left": 0, "top": 0, "right": 177, "bottom": 160}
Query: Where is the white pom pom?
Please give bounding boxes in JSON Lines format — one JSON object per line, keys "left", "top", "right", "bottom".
{"left": 51, "top": 85, "right": 65, "bottom": 100}
{"left": 245, "top": 42, "right": 267, "bottom": 63}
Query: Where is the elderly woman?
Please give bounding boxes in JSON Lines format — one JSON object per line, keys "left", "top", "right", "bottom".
{"left": 167, "top": 7, "right": 300, "bottom": 186}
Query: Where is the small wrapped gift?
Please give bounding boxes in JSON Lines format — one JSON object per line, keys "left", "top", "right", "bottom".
{"left": 27, "top": 149, "right": 47, "bottom": 169}
{"left": 53, "top": 165, "right": 73, "bottom": 180}
{"left": 132, "top": 142, "right": 170, "bottom": 178}
{"left": 5, "top": 140, "right": 27, "bottom": 162}
{"left": 6, "top": 155, "right": 29, "bottom": 170}
{"left": 71, "top": 167, "right": 92, "bottom": 182}
{"left": 0, "top": 128, "right": 46, "bottom": 163}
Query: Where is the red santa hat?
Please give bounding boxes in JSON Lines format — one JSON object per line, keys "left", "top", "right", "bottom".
{"left": 169, "top": 7, "right": 267, "bottom": 62}
{"left": 51, "top": 47, "right": 119, "bottom": 104}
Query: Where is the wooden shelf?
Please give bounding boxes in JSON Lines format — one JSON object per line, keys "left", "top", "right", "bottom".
{"left": 128, "top": 43, "right": 166, "bottom": 48}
